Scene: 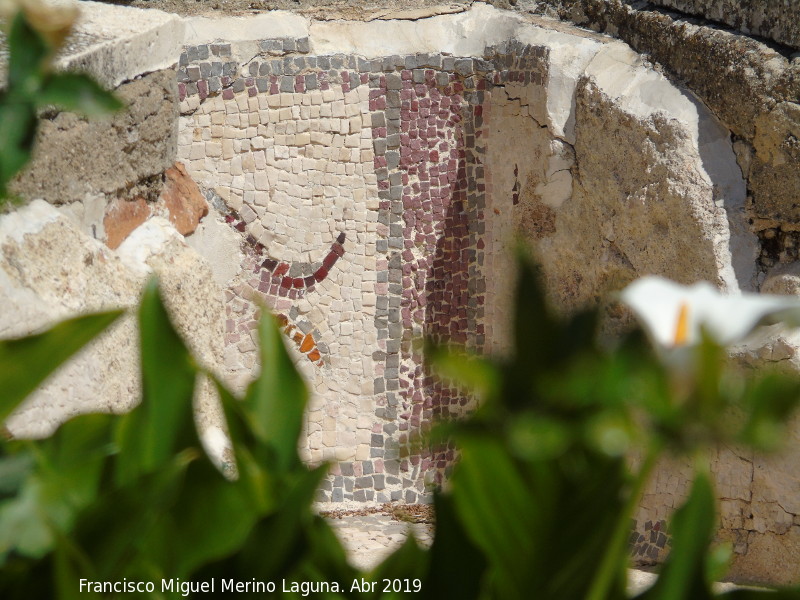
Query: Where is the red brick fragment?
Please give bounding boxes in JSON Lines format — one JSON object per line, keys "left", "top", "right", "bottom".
{"left": 103, "top": 196, "right": 152, "bottom": 250}
{"left": 158, "top": 162, "right": 209, "bottom": 236}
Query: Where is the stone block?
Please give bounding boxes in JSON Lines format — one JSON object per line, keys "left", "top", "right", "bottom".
{"left": 1, "top": 202, "right": 228, "bottom": 469}
{"left": 11, "top": 69, "right": 178, "bottom": 205}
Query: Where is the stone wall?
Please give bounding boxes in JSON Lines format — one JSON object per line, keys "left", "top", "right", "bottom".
{"left": 639, "top": 0, "right": 799, "bottom": 49}
{"left": 7, "top": 1, "right": 184, "bottom": 206}
{"left": 10, "top": 69, "right": 178, "bottom": 205}
{"left": 172, "top": 5, "right": 749, "bottom": 509}
{"left": 518, "top": 0, "right": 800, "bottom": 264}
{"left": 0, "top": 3, "right": 231, "bottom": 471}
{"left": 171, "top": 3, "right": 798, "bottom": 584}
{"left": 512, "top": 0, "right": 800, "bottom": 584}
{"left": 521, "top": 0, "right": 800, "bottom": 50}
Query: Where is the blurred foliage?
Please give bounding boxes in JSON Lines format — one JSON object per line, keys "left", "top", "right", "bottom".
{"left": 0, "top": 8, "right": 122, "bottom": 203}
{"left": 2, "top": 254, "right": 800, "bottom": 598}
{"left": 0, "top": 310, "right": 123, "bottom": 422}
{"left": 426, "top": 254, "right": 800, "bottom": 599}
{"left": 0, "top": 281, "right": 360, "bottom": 598}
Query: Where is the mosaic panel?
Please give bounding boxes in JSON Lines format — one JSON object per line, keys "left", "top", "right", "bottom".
{"left": 177, "top": 39, "right": 549, "bottom": 502}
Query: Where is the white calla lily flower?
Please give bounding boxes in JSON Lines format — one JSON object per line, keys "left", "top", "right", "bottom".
{"left": 620, "top": 276, "right": 800, "bottom": 349}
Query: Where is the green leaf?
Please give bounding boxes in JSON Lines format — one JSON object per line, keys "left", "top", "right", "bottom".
{"left": 0, "top": 554, "right": 53, "bottom": 598}
{"left": 422, "top": 493, "right": 486, "bottom": 600}
{"left": 586, "top": 448, "right": 659, "bottom": 600}
{"left": 426, "top": 343, "right": 499, "bottom": 406}
{"left": 584, "top": 410, "right": 634, "bottom": 457}
{"left": 0, "top": 478, "right": 57, "bottom": 559}
{"left": 540, "top": 456, "right": 628, "bottom": 600}
{"left": 197, "top": 464, "right": 329, "bottom": 582}
{"left": 248, "top": 464, "right": 330, "bottom": 577}
{"left": 693, "top": 332, "right": 727, "bottom": 425}
{"left": 0, "top": 12, "right": 47, "bottom": 198}
{"left": 67, "top": 452, "right": 195, "bottom": 582}
{"left": 0, "top": 450, "right": 35, "bottom": 499}
{"left": 637, "top": 472, "right": 716, "bottom": 600}
{"left": 555, "top": 308, "right": 600, "bottom": 367}
{"left": 0, "top": 98, "right": 38, "bottom": 195}
{"left": 7, "top": 13, "right": 48, "bottom": 93}
{"left": 0, "top": 415, "right": 113, "bottom": 562}
{"left": 511, "top": 247, "right": 558, "bottom": 373}
{"left": 211, "top": 374, "right": 278, "bottom": 513}
{"left": 0, "top": 311, "right": 123, "bottom": 423}
{"left": 301, "top": 514, "right": 359, "bottom": 587}
{"left": 243, "top": 312, "right": 308, "bottom": 472}
{"left": 114, "top": 279, "right": 197, "bottom": 485}
{"left": 32, "top": 414, "right": 114, "bottom": 522}
{"left": 169, "top": 458, "right": 260, "bottom": 576}
{"left": 508, "top": 413, "right": 572, "bottom": 460}
{"left": 450, "top": 434, "right": 542, "bottom": 600}
{"left": 54, "top": 540, "right": 101, "bottom": 600}
{"left": 739, "top": 373, "right": 800, "bottom": 451}
{"left": 38, "top": 73, "right": 123, "bottom": 117}
{"left": 705, "top": 541, "right": 733, "bottom": 587}
{"left": 369, "top": 536, "right": 428, "bottom": 600}
{"left": 285, "top": 515, "right": 358, "bottom": 600}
